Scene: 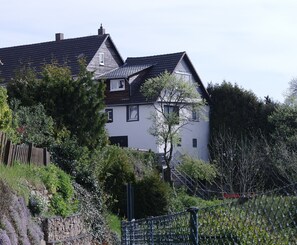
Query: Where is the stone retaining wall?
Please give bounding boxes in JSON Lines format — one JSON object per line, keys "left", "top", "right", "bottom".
{"left": 43, "top": 213, "right": 95, "bottom": 245}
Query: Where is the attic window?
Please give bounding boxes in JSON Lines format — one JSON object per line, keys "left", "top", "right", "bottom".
{"left": 99, "top": 53, "right": 104, "bottom": 65}
{"left": 110, "top": 79, "right": 125, "bottom": 91}
{"left": 175, "top": 71, "right": 191, "bottom": 83}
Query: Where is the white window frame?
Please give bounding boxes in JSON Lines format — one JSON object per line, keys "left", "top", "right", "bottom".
{"left": 191, "top": 108, "right": 199, "bottom": 122}
{"left": 99, "top": 52, "right": 104, "bottom": 66}
{"left": 175, "top": 71, "right": 192, "bottom": 83}
{"left": 105, "top": 109, "right": 113, "bottom": 123}
{"left": 110, "top": 79, "right": 125, "bottom": 92}
{"left": 127, "top": 105, "right": 139, "bottom": 122}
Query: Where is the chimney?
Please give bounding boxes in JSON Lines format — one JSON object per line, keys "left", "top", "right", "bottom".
{"left": 55, "top": 33, "right": 64, "bottom": 41}
{"left": 98, "top": 24, "right": 105, "bottom": 35}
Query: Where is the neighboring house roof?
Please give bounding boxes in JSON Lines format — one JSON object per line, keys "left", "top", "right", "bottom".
{"left": 101, "top": 64, "right": 153, "bottom": 79}
{"left": 0, "top": 32, "right": 123, "bottom": 84}
{"left": 103, "top": 51, "right": 210, "bottom": 104}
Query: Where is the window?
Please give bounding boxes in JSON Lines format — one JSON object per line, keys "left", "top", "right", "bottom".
{"left": 127, "top": 105, "right": 139, "bottom": 122}
{"left": 164, "top": 105, "right": 179, "bottom": 116}
{"left": 177, "top": 138, "right": 182, "bottom": 147}
{"left": 110, "top": 79, "right": 125, "bottom": 91}
{"left": 175, "top": 72, "right": 191, "bottom": 83}
{"left": 192, "top": 108, "right": 199, "bottom": 121}
{"left": 105, "top": 109, "right": 113, "bottom": 123}
{"left": 164, "top": 105, "right": 179, "bottom": 124}
{"left": 99, "top": 53, "right": 104, "bottom": 65}
{"left": 192, "top": 138, "right": 197, "bottom": 148}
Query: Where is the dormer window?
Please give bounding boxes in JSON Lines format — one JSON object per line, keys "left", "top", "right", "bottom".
{"left": 99, "top": 53, "right": 104, "bottom": 65}
{"left": 110, "top": 79, "right": 125, "bottom": 91}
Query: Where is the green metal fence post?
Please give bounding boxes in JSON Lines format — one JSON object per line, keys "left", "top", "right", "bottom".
{"left": 148, "top": 217, "right": 154, "bottom": 245}
{"left": 188, "top": 207, "right": 199, "bottom": 245}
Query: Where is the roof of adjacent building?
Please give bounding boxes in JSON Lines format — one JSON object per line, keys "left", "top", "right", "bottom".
{"left": 102, "top": 51, "right": 209, "bottom": 104}
{"left": 100, "top": 64, "right": 153, "bottom": 79}
{"left": 0, "top": 33, "right": 122, "bottom": 83}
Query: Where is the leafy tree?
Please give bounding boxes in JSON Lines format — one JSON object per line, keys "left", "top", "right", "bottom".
{"left": 284, "top": 78, "right": 297, "bottom": 105}
{"left": 0, "top": 87, "right": 18, "bottom": 141}
{"left": 11, "top": 101, "right": 55, "bottom": 147}
{"left": 141, "top": 71, "right": 204, "bottom": 183}
{"left": 266, "top": 103, "right": 297, "bottom": 185}
{"left": 7, "top": 59, "right": 107, "bottom": 149}
{"left": 0, "top": 87, "right": 13, "bottom": 132}
{"left": 268, "top": 104, "right": 297, "bottom": 150}
{"left": 207, "top": 81, "right": 277, "bottom": 141}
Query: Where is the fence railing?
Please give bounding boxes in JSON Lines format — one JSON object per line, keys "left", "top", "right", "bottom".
{"left": 0, "top": 131, "right": 50, "bottom": 166}
{"left": 121, "top": 183, "right": 297, "bottom": 245}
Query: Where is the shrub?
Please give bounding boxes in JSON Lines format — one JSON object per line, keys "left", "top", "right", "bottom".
{"left": 169, "top": 188, "right": 223, "bottom": 212}
{"left": 98, "top": 146, "right": 135, "bottom": 215}
{"left": 177, "top": 155, "right": 217, "bottom": 183}
{"left": 11, "top": 101, "right": 55, "bottom": 148}
{"left": 134, "top": 174, "right": 171, "bottom": 218}
{"left": 39, "top": 164, "right": 78, "bottom": 217}
{"left": 28, "top": 194, "right": 46, "bottom": 216}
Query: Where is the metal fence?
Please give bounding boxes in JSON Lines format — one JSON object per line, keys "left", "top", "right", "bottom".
{"left": 121, "top": 184, "right": 297, "bottom": 245}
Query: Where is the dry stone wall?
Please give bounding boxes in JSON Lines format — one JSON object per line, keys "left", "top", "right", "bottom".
{"left": 43, "top": 214, "right": 95, "bottom": 245}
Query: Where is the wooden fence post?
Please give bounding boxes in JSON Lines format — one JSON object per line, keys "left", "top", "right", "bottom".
{"left": 27, "top": 143, "right": 33, "bottom": 164}
{"left": 43, "top": 148, "right": 50, "bottom": 166}
{"left": 4, "top": 140, "right": 13, "bottom": 166}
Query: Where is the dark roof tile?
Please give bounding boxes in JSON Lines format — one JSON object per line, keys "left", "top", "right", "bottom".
{"left": 0, "top": 34, "right": 109, "bottom": 82}
{"left": 99, "top": 64, "right": 153, "bottom": 79}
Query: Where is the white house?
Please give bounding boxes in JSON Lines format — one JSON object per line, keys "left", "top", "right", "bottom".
{"left": 0, "top": 26, "right": 210, "bottom": 161}
{"left": 99, "top": 52, "right": 210, "bottom": 162}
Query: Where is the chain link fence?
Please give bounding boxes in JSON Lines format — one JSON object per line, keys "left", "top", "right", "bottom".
{"left": 121, "top": 184, "right": 297, "bottom": 244}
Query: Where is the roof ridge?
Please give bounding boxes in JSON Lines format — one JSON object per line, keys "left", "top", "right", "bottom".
{"left": 126, "top": 51, "right": 185, "bottom": 60}
{"left": 0, "top": 34, "right": 109, "bottom": 50}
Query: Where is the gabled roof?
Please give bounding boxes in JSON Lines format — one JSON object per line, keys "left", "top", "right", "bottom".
{"left": 103, "top": 51, "right": 209, "bottom": 104}
{"left": 100, "top": 64, "right": 153, "bottom": 79}
{"left": 0, "top": 34, "right": 123, "bottom": 83}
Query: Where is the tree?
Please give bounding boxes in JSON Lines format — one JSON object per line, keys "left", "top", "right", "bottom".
{"left": 284, "top": 78, "right": 297, "bottom": 105}
{"left": 207, "top": 81, "right": 277, "bottom": 141}
{"left": 267, "top": 103, "right": 297, "bottom": 185}
{"left": 7, "top": 59, "right": 107, "bottom": 149}
{"left": 141, "top": 71, "right": 205, "bottom": 183}
{"left": 0, "top": 87, "right": 18, "bottom": 141}
{"left": 11, "top": 101, "right": 55, "bottom": 148}
{"left": 0, "top": 87, "right": 13, "bottom": 132}
{"left": 211, "top": 131, "right": 269, "bottom": 193}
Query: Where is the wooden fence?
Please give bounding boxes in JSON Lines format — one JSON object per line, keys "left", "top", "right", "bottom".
{"left": 0, "top": 131, "right": 50, "bottom": 166}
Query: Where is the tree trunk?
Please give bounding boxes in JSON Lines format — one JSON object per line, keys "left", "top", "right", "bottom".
{"left": 164, "top": 167, "right": 172, "bottom": 186}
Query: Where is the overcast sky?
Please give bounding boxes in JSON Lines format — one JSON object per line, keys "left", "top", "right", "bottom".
{"left": 2, "top": 0, "right": 297, "bottom": 102}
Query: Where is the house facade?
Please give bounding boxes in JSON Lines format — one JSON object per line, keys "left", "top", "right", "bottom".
{"left": 100, "top": 52, "right": 210, "bottom": 161}
{"left": 0, "top": 26, "right": 210, "bottom": 162}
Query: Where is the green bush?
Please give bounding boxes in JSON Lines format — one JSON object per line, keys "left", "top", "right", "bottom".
{"left": 39, "top": 164, "right": 78, "bottom": 217}
{"left": 0, "top": 163, "right": 77, "bottom": 217}
{"left": 11, "top": 101, "right": 55, "bottom": 148}
{"left": 125, "top": 149, "right": 158, "bottom": 178}
{"left": 28, "top": 194, "right": 46, "bottom": 216}
{"left": 134, "top": 174, "right": 171, "bottom": 218}
{"left": 177, "top": 155, "right": 217, "bottom": 182}
{"left": 98, "top": 145, "right": 135, "bottom": 215}
{"left": 169, "top": 189, "right": 223, "bottom": 212}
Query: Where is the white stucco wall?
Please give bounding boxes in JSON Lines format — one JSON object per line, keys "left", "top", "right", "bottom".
{"left": 105, "top": 104, "right": 158, "bottom": 151}
{"left": 175, "top": 106, "right": 209, "bottom": 161}
{"left": 105, "top": 103, "right": 209, "bottom": 162}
